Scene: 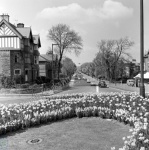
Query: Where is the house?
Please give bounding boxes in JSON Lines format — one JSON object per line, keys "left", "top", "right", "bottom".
{"left": 0, "top": 14, "right": 41, "bottom": 83}
{"left": 144, "top": 52, "right": 149, "bottom": 72}
{"left": 124, "top": 59, "right": 140, "bottom": 78}
{"left": 39, "top": 53, "right": 58, "bottom": 80}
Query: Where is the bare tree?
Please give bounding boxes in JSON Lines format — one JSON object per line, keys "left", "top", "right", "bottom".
{"left": 95, "top": 37, "right": 134, "bottom": 81}
{"left": 47, "top": 24, "right": 83, "bottom": 79}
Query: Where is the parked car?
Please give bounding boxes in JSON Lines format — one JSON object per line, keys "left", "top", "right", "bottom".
{"left": 127, "top": 79, "right": 135, "bottom": 86}
{"left": 98, "top": 81, "right": 107, "bottom": 88}
{"left": 87, "top": 79, "right": 91, "bottom": 83}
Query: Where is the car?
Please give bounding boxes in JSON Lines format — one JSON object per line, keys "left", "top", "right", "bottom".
{"left": 98, "top": 81, "right": 107, "bottom": 88}
{"left": 87, "top": 79, "right": 91, "bottom": 83}
{"left": 127, "top": 79, "right": 135, "bottom": 86}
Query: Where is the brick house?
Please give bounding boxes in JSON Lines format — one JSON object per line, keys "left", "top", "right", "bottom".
{"left": 0, "top": 14, "right": 41, "bottom": 83}
{"left": 39, "top": 53, "right": 58, "bottom": 79}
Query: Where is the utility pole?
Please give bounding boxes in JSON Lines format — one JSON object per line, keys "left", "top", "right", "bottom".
{"left": 140, "top": 0, "right": 145, "bottom": 97}
{"left": 52, "top": 44, "right": 59, "bottom": 83}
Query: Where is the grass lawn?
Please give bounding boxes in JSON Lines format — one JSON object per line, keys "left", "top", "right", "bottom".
{"left": 0, "top": 117, "right": 131, "bottom": 150}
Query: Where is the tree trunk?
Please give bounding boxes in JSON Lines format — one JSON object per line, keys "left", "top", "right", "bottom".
{"left": 58, "top": 56, "right": 62, "bottom": 80}
{"left": 58, "top": 61, "right": 61, "bottom": 80}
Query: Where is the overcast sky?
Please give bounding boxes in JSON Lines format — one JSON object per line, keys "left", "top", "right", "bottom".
{"left": 1, "top": 0, "right": 149, "bottom": 65}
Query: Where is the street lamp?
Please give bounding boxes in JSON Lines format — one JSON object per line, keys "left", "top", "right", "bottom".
{"left": 52, "top": 43, "right": 59, "bottom": 83}
{"left": 140, "top": 0, "right": 145, "bottom": 97}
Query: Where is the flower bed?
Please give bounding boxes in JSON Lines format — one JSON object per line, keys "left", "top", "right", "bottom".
{"left": 0, "top": 92, "right": 148, "bottom": 149}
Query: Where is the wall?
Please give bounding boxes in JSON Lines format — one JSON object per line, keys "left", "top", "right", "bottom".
{"left": 10, "top": 50, "right": 24, "bottom": 79}
{"left": 144, "top": 56, "right": 149, "bottom": 72}
{"left": 39, "top": 62, "right": 46, "bottom": 76}
{"left": 0, "top": 50, "right": 10, "bottom": 76}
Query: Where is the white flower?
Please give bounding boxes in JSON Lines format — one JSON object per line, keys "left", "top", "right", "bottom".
{"left": 144, "top": 139, "right": 149, "bottom": 143}
{"left": 122, "top": 137, "right": 126, "bottom": 140}
{"left": 144, "top": 118, "right": 148, "bottom": 122}
{"left": 140, "top": 147, "right": 145, "bottom": 150}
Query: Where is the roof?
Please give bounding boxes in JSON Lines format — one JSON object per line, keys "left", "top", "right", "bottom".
{"left": 16, "top": 27, "right": 31, "bottom": 38}
{"left": 0, "top": 18, "right": 40, "bottom": 45}
{"left": 16, "top": 27, "right": 34, "bottom": 42}
{"left": 39, "top": 54, "right": 57, "bottom": 62}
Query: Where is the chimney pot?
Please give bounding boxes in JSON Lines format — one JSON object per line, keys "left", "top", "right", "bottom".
{"left": 17, "top": 23, "right": 24, "bottom": 28}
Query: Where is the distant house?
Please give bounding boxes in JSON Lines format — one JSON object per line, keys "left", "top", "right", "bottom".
{"left": 124, "top": 59, "right": 140, "bottom": 78}
{"left": 39, "top": 53, "right": 58, "bottom": 80}
{"left": 144, "top": 52, "right": 149, "bottom": 72}
{"left": 0, "top": 14, "right": 41, "bottom": 83}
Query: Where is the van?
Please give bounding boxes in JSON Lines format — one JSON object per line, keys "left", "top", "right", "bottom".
{"left": 127, "top": 79, "right": 135, "bottom": 86}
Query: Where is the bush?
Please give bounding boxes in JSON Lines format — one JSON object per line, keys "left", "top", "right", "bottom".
{"left": 14, "top": 75, "right": 24, "bottom": 84}
{"left": 20, "top": 83, "right": 30, "bottom": 89}
{"left": 35, "top": 76, "right": 51, "bottom": 84}
{"left": 0, "top": 75, "right": 15, "bottom": 88}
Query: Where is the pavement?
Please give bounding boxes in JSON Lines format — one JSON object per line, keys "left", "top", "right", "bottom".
{"left": 108, "top": 83, "right": 139, "bottom": 92}
{"left": 108, "top": 82, "right": 149, "bottom": 94}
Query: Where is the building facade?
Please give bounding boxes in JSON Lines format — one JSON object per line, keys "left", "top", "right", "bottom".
{"left": 39, "top": 53, "right": 58, "bottom": 80}
{"left": 144, "top": 52, "right": 149, "bottom": 72}
{"left": 0, "top": 14, "right": 41, "bottom": 83}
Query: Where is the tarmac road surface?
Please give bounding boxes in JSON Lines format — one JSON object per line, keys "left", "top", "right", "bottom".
{"left": 0, "top": 79, "right": 127, "bottom": 105}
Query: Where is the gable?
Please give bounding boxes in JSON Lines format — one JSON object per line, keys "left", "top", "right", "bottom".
{"left": 0, "top": 20, "right": 22, "bottom": 49}
{"left": 0, "top": 23, "right": 20, "bottom": 49}
{"left": 0, "top": 22, "right": 16, "bottom": 36}
{"left": 0, "top": 19, "right": 22, "bottom": 39}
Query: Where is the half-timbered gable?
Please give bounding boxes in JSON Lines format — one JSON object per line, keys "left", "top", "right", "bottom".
{"left": 0, "top": 19, "right": 22, "bottom": 50}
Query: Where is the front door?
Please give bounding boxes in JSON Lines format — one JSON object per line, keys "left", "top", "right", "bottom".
{"left": 25, "top": 70, "right": 28, "bottom": 82}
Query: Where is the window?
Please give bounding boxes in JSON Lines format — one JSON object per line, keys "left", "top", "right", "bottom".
{"left": 14, "top": 54, "right": 19, "bottom": 63}
{"left": 14, "top": 69, "right": 21, "bottom": 75}
{"left": 34, "top": 56, "right": 39, "bottom": 64}
{"left": 25, "top": 54, "right": 31, "bottom": 63}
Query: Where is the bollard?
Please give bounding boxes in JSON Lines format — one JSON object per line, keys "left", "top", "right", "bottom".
{"left": 96, "top": 86, "right": 99, "bottom": 93}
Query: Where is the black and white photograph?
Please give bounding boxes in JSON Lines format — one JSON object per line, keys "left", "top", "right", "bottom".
{"left": 0, "top": 0, "right": 149, "bottom": 149}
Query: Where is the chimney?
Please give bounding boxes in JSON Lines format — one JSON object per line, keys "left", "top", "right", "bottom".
{"left": 17, "top": 23, "right": 24, "bottom": 28}
{"left": 0, "top": 14, "right": 10, "bottom": 22}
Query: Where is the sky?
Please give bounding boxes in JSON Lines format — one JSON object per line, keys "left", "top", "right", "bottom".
{"left": 0, "top": 0, "right": 149, "bottom": 66}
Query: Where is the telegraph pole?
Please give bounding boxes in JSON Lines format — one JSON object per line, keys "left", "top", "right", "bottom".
{"left": 140, "top": 0, "right": 145, "bottom": 97}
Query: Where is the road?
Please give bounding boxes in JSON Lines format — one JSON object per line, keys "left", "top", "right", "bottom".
{"left": 56, "top": 79, "right": 124, "bottom": 95}
{"left": 0, "top": 79, "right": 126, "bottom": 105}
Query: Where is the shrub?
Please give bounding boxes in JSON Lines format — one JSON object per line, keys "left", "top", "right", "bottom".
{"left": 0, "top": 75, "right": 15, "bottom": 88}
{"left": 14, "top": 75, "right": 24, "bottom": 84}
{"left": 35, "top": 76, "right": 51, "bottom": 84}
{"left": 20, "top": 83, "right": 30, "bottom": 89}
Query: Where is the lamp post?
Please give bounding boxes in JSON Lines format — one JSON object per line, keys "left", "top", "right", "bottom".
{"left": 52, "top": 44, "right": 59, "bottom": 83}
{"left": 140, "top": 0, "right": 145, "bottom": 97}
